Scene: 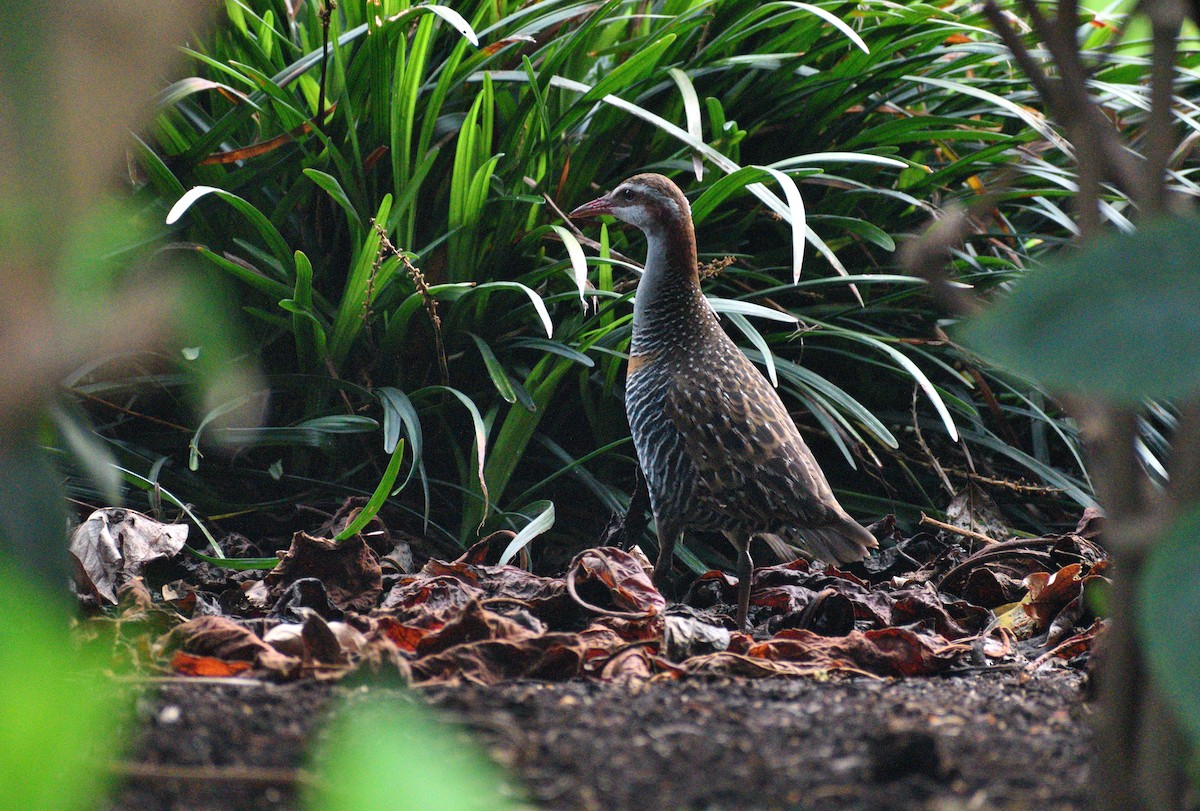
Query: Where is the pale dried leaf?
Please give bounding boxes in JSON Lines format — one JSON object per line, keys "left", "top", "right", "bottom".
{"left": 69, "top": 508, "right": 187, "bottom": 604}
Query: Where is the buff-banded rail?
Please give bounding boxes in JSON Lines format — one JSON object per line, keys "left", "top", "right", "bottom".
{"left": 569, "top": 173, "right": 876, "bottom": 631}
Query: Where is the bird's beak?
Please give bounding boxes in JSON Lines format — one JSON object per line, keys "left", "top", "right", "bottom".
{"left": 568, "top": 193, "right": 614, "bottom": 220}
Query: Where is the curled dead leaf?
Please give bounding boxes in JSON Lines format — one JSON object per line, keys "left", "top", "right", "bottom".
{"left": 266, "top": 531, "right": 381, "bottom": 613}
{"left": 747, "top": 628, "right": 970, "bottom": 677}
{"left": 69, "top": 508, "right": 188, "bottom": 605}
{"left": 566, "top": 547, "right": 665, "bottom": 619}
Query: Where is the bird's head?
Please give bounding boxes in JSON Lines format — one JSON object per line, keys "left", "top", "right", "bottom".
{"left": 568, "top": 173, "right": 691, "bottom": 236}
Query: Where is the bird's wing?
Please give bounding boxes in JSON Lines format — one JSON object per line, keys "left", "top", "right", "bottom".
{"left": 662, "top": 341, "right": 840, "bottom": 527}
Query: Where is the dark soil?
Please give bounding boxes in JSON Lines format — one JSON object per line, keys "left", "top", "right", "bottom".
{"left": 105, "top": 670, "right": 1091, "bottom": 811}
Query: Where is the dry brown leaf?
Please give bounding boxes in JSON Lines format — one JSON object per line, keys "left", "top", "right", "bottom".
{"left": 155, "top": 615, "right": 299, "bottom": 678}
{"left": 746, "top": 627, "right": 970, "bottom": 677}
{"left": 566, "top": 546, "right": 666, "bottom": 618}
{"left": 410, "top": 634, "right": 585, "bottom": 686}
{"left": 170, "top": 652, "right": 254, "bottom": 678}
{"left": 266, "top": 531, "right": 381, "bottom": 613}
{"left": 69, "top": 508, "right": 188, "bottom": 605}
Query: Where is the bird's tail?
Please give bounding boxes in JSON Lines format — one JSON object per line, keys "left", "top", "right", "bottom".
{"left": 761, "top": 515, "right": 877, "bottom": 566}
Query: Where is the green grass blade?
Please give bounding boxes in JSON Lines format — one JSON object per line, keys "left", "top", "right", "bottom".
{"left": 334, "top": 439, "right": 405, "bottom": 542}
{"left": 497, "top": 499, "right": 554, "bottom": 566}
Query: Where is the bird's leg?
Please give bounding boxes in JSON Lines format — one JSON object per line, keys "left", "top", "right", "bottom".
{"left": 621, "top": 466, "right": 651, "bottom": 551}
{"left": 736, "top": 540, "right": 754, "bottom": 632}
{"left": 652, "top": 519, "right": 679, "bottom": 592}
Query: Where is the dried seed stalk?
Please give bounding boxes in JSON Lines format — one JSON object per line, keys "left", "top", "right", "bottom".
{"left": 372, "top": 221, "right": 449, "bottom": 386}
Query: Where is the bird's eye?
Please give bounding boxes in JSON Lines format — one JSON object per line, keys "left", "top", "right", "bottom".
{"left": 620, "top": 188, "right": 634, "bottom": 200}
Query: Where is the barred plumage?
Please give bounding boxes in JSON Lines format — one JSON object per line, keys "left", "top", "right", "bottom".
{"left": 570, "top": 173, "right": 876, "bottom": 630}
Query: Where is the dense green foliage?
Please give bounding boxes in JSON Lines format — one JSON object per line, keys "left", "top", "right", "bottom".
{"left": 71, "top": 0, "right": 1198, "bottom": 568}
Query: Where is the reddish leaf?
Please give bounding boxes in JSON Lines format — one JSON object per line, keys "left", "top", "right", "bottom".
{"left": 566, "top": 547, "right": 665, "bottom": 618}
{"left": 170, "top": 652, "right": 253, "bottom": 677}
{"left": 421, "top": 558, "right": 565, "bottom": 604}
{"left": 1023, "top": 563, "right": 1084, "bottom": 627}
{"left": 415, "top": 601, "right": 540, "bottom": 657}
{"left": 747, "top": 628, "right": 970, "bottom": 677}
{"left": 374, "top": 616, "right": 439, "bottom": 654}
{"left": 196, "top": 107, "right": 335, "bottom": 165}
{"left": 155, "top": 616, "right": 299, "bottom": 678}
{"left": 381, "top": 575, "right": 485, "bottom": 615}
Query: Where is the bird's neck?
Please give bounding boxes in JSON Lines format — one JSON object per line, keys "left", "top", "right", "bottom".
{"left": 631, "top": 219, "right": 707, "bottom": 354}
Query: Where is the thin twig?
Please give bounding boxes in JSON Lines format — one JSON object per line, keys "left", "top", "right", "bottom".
{"left": 891, "top": 451, "right": 1065, "bottom": 493}
{"left": 1146, "top": 0, "right": 1186, "bottom": 212}
{"left": 1073, "top": 403, "right": 1148, "bottom": 520}
{"left": 540, "top": 190, "right": 641, "bottom": 268}
{"left": 912, "top": 387, "right": 954, "bottom": 497}
{"left": 962, "top": 364, "right": 1024, "bottom": 449}
{"left": 980, "top": 6, "right": 1191, "bottom": 807}
{"left": 898, "top": 205, "right": 984, "bottom": 317}
{"left": 110, "top": 761, "right": 313, "bottom": 785}
{"left": 983, "top": 2, "right": 1066, "bottom": 112}
{"left": 1075, "top": 121, "right": 1102, "bottom": 237}
{"left": 984, "top": 0, "right": 1148, "bottom": 202}
{"left": 1166, "top": 401, "right": 1200, "bottom": 510}
{"left": 1137, "top": 679, "right": 1190, "bottom": 808}
{"left": 918, "top": 512, "right": 1000, "bottom": 545}
{"left": 69, "top": 389, "right": 191, "bottom": 433}
{"left": 1094, "top": 554, "right": 1145, "bottom": 811}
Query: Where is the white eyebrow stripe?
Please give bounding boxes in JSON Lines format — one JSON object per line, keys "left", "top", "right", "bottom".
{"left": 624, "top": 183, "right": 681, "bottom": 217}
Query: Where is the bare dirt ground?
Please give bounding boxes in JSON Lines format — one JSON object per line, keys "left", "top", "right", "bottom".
{"left": 105, "top": 669, "right": 1090, "bottom": 811}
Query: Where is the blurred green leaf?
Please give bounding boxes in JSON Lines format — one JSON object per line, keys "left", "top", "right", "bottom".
{"left": 302, "top": 695, "right": 520, "bottom": 811}
{"left": 960, "top": 216, "right": 1200, "bottom": 403}
{"left": 0, "top": 558, "right": 126, "bottom": 811}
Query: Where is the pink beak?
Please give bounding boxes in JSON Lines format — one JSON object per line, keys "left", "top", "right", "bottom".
{"left": 568, "top": 193, "right": 614, "bottom": 220}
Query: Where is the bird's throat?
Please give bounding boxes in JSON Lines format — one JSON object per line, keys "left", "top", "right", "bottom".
{"left": 631, "top": 225, "right": 702, "bottom": 354}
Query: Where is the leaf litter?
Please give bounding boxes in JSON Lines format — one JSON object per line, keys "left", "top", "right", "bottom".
{"left": 72, "top": 498, "right": 1111, "bottom": 688}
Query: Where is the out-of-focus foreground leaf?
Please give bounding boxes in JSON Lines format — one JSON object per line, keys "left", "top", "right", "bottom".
{"left": 303, "top": 695, "right": 521, "bottom": 811}
{"left": 0, "top": 0, "right": 220, "bottom": 416}
{"left": 0, "top": 558, "right": 127, "bottom": 810}
{"left": 959, "top": 216, "right": 1200, "bottom": 404}
{"left": 0, "top": 0, "right": 233, "bottom": 583}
